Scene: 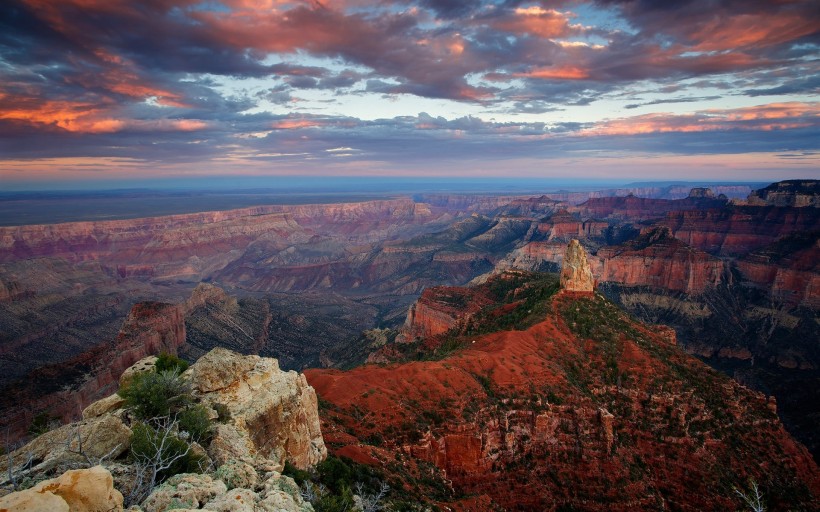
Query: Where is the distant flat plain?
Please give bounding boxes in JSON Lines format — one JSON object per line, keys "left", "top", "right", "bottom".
{"left": 0, "top": 191, "right": 400, "bottom": 226}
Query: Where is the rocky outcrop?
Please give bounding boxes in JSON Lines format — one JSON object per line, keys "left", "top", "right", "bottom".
{"left": 142, "top": 470, "right": 313, "bottom": 512}
{"left": 559, "top": 240, "right": 594, "bottom": 292}
{"left": 658, "top": 205, "right": 820, "bottom": 256}
{"left": 0, "top": 466, "right": 123, "bottom": 512}
{"left": 597, "top": 228, "right": 723, "bottom": 294}
{"left": 0, "top": 413, "right": 131, "bottom": 480}
{"left": 190, "top": 348, "right": 326, "bottom": 470}
{"left": 400, "top": 287, "right": 494, "bottom": 342}
{"left": 688, "top": 187, "right": 715, "bottom": 199}
{"left": 142, "top": 473, "right": 227, "bottom": 512}
{"left": 746, "top": 179, "right": 819, "bottom": 207}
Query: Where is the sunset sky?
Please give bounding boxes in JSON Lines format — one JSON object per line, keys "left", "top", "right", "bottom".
{"left": 1, "top": 0, "right": 818, "bottom": 188}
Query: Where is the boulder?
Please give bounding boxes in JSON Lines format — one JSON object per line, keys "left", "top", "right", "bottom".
{"left": 559, "top": 240, "right": 595, "bottom": 292}
{"left": 215, "top": 459, "right": 259, "bottom": 490}
{"left": 0, "top": 489, "right": 70, "bottom": 512}
{"left": 82, "top": 393, "right": 126, "bottom": 419}
{"left": 191, "top": 348, "right": 326, "bottom": 470}
{"left": 142, "top": 473, "right": 227, "bottom": 512}
{"left": 203, "top": 488, "right": 257, "bottom": 511}
{"left": 259, "top": 475, "right": 313, "bottom": 512}
{"left": 119, "top": 356, "right": 158, "bottom": 389}
{"left": 1, "top": 415, "right": 131, "bottom": 477}
{"left": 0, "top": 465, "right": 123, "bottom": 512}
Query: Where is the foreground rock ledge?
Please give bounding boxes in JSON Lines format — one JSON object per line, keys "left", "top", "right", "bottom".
{"left": 190, "top": 347, "right": 327, "bottom": 469}
{"left": 0, "top": 465, "right": 123, "bottom": 512}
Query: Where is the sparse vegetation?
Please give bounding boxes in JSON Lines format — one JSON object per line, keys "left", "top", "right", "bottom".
{"left": 118, "top": 370, "right": 192, "bottom": 419}
{"left": 155, "top": 352, "right": 190, "bottom": 374}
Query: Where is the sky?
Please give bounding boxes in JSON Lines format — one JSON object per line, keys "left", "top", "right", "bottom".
{"left": 1, "top": 0, "right": 819, "bottom": 188}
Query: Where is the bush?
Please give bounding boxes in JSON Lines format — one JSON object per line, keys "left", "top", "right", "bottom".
{"left": 178, "top": 404, "right": 213, "bottom": 444}
{"left": 28, "top": 412, "right": 54, "bottom": 437}
{"left": 155, "top": 353, "right": 189, "bottom": 374}
{"left": 119, "top": 370, "right": 192, "bottom": 419}
{"left": 314, "top": 485, "right": 354, "bottom": 512}
{"left": 212, "top": 402, "right": 232, "bottom": 423}
{"left": 317, "top": 456, "right": 353, "bottom": 494}
{"left": 283, "top": 460, "right": 312, "bottom": 486}
{"left": 130, "top": 422, "right": 205, "bottom": 482}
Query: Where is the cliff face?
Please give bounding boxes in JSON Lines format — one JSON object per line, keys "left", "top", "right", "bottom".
{"left": 307, "top": 282, "right": 820, "bottom": 510}
{"left": 580, "top": 195, "right": 726, "bottom": 221}
{"left": 0, "top": 198, "right": 446, "bottom": 280}
{"left": 747, "top": 180, "right": 819, "bottom": 207}
{"left": 658, "top": 205, "right": 820, "bottom": 256}
{"left": 598, "top": 228, "right": 724, "bottom": 294}
{"left": 0, "top": 300, "right": 186, "bottom": 443}
{"left": 734, "top": 232, "right": 820, "bottom": 307}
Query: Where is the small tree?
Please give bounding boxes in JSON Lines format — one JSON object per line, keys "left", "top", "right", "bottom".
{"left": 355, "top": 481, "right": 390, "bottom": 512}
{"left": 125, "top": 415, "right": 206, "bottom": 507}
{"left": 734, "top": 478, "right": 766, "bottom": 512}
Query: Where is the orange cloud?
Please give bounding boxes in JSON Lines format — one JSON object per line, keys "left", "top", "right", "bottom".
{"left": 271, "top": 119, "right": 324, "bottom": 129}
{"left": 582, "top": 102, "right": 819, "bottom": 136}
{"left": 688, "top": 12, "right": 818, "bottom": 52}
{"left": 515, "top": 66, "right": 590, "bottom": 80}
{"left": 494, "top": 7, "right": 574, "bottom": 39}
{"left": 0, "top": 94, "right": 210, "bottom": 134}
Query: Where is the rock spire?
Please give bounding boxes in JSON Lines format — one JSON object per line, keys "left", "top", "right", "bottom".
{"left": 560, "top": 239, "right": 595, "bottom": 292}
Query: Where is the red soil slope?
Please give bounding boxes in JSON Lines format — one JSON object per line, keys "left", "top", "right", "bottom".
{"left": 307, "top": 284, "right": 820, "bottom": 511}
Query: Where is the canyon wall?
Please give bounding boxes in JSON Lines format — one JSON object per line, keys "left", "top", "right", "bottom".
{"left": 0, "top": 300, "right": 186, "bottom": 442}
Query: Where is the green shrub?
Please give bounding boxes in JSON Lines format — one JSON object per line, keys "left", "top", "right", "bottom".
{"left": 314, "top": 485, "right": 354, "bottom": 512}
{"left": 155, "top": 353, "right": 190, "bottom": 374}
{"left": 119, "top": 370, "right": 192, "bottom": 419}
{"left": 178, "top": 404, "right": 213, "bottom": 444}
{"left": 28, "top": 412, "right": 54, "bottom": 437}
{"left": 130, "top": 422, "right": 205, "bottom": 481}
{"left": 282, "top": 460, "right": 311, "bottom": 486}
{"left": 317, "top": 456, "right": 353, "bottom": 494}
{"left": 212, "top": 402, "right": 232, "bottom": 423}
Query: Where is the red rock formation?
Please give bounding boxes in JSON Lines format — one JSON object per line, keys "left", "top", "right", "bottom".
{"left": 735, "top": 232, "right": 820, "bottom": 307}
{"left": 597, "top": 228, "right": 723, "bottom": 294}
{"left": 307, "top": 290, "right": 820, "bottom": 510}
{"left": 580, "top": 195, "right": 726, "bottom": 221}
{"left": 658, "top": 206, "right": 820, "bottom": 256}
{"left": 0, "top": 300, "right": 186, "bottom": 444}
{"left": 400, "top": 287, "right": 495, "bottom": 342}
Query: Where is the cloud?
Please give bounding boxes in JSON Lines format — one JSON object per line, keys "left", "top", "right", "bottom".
{"left": 0, "top": 0, "right": 818, "bottom": 180}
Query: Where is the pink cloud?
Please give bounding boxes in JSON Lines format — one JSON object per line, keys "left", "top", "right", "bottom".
{"left": 581, "top": 102, "right": 820, "bottom": 136}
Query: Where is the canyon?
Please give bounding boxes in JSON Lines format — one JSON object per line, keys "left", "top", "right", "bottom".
{"left": 1, "top": 180, "right": 818, "bottom": 475}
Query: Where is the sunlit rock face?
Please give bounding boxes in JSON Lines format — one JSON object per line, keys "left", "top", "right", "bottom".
{"left": 560, "top": 239, "right": 595, "bottom": 292}
{"left": 189, "top": 347, "right": 327, "bottom": 470}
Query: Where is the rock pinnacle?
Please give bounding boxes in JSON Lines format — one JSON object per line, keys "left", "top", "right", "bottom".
{"left": 560, "top": 239, "right": 594, "bottom": 292}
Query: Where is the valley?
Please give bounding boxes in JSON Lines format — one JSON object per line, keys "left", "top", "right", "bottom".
{"left": 0, "top": 180, "right": 818, "bottom": 507}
